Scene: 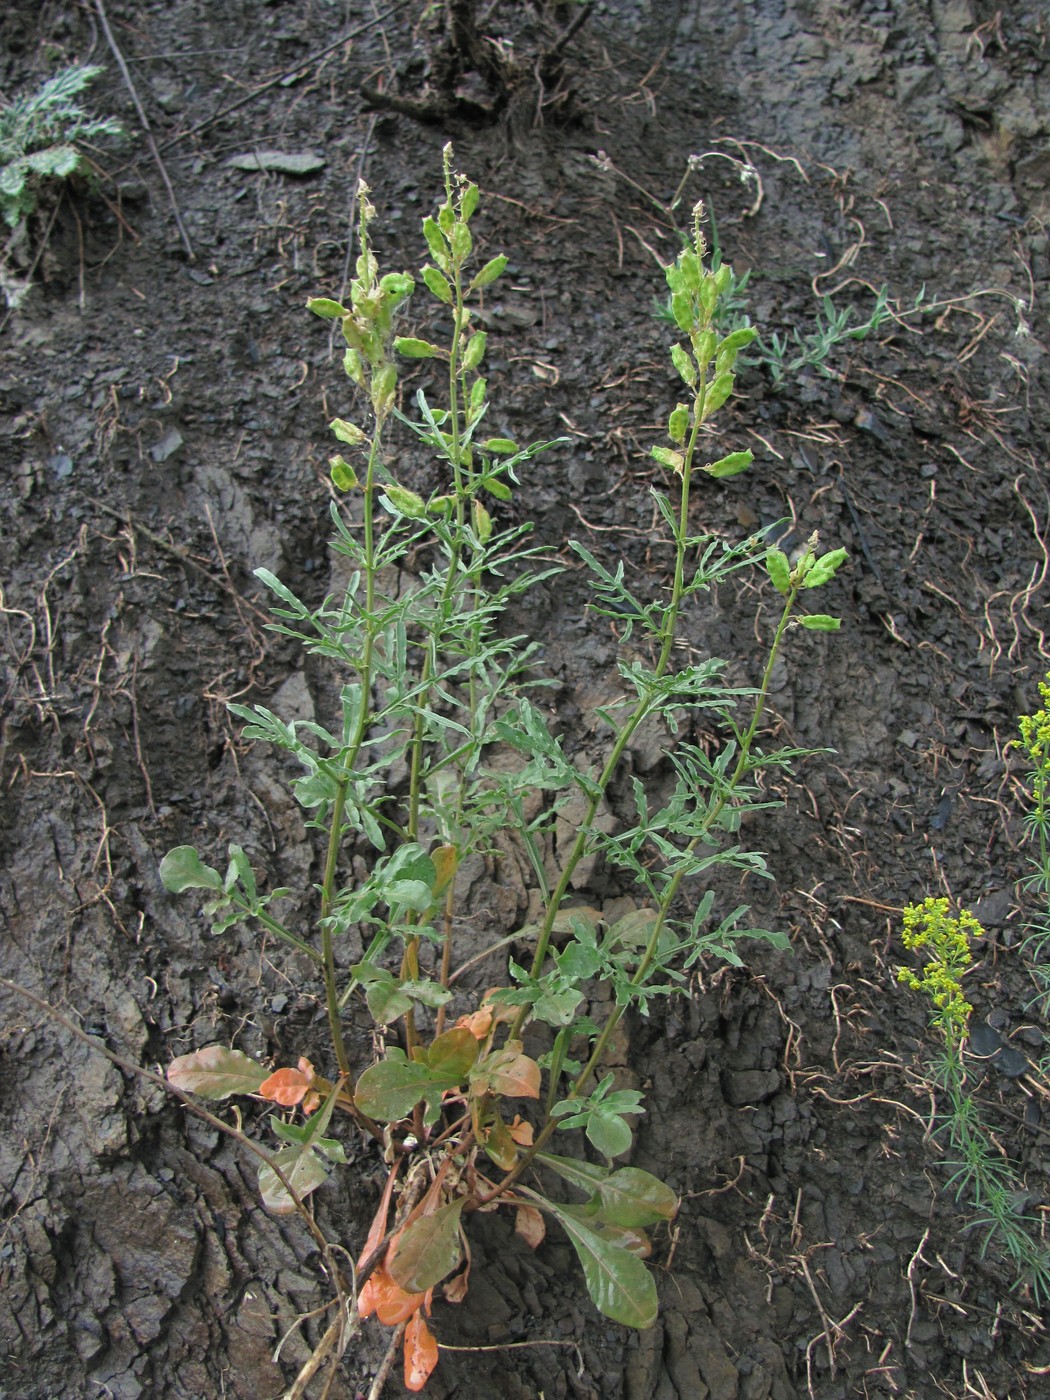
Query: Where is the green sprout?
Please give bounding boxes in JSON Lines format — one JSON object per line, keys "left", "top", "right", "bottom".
{"left": 0, "top": 65, "right": 123, "bottom": 230}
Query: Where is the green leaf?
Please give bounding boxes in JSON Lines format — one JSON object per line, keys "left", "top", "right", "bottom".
{"left": 556, "top": 941, "right": 603, "bottom": 980}
{"left": 395, "top": 337, "right": 443, "bottom": 359}
{"left": 389, "top": 1199, "right": 465, "bottom": 1293}
{"left": 542, "top": 1199, "right": 658, "bottom": 1327}
{"left": 798, "top": 614, "right": 841, "bottom": 631}
{"left": 422, "top": 264, "right": 453, "bottom": 304}
{"left": 386, "top": 878, "right": 433, "bottom": 910}
{"left": 597, "top": 1168, "right": 678, "bottom": 1228}
{"left": 481, "top": 437, "right": 518, "bottom": 454}
{"left": 533, "top": 983, "right": 585, "bottom": 1026}
{"left": 160, "top": 846, "right": 224, "bottom": 894}
{"left": 400, "top": 979, "right": 453, "bottom": 1010}
{"left": 470, "top": 253, "right": 508, "bottom": 290}
{"left": 306, "top": 297, "right": 348, "bottom": 318}
{"left": 354, "top": 1054, "right": 458, "bottom": 1121}
{"left": 271, "top": 1115, "right": 347, "bottom": 1165}
{"left": 365, "top": 979, "right": 414, "bottom": 1024}
{"left": 705, "top": 449, "right": 752, "bottom": 479}
{"left": 258, "top": 1145, "right": 327, "bottom": 1214}
{"left": 423, "top": 1027, "right": 479, "bottom": 1080}
{"left": 765, "top": 547, "right": 791, "bottom": 596}
{"left": 167, "top": 1045, "right": 267, "bottom": 1099}
{"left": 586, "top": 1108, "right": 634, "bottom": 1158}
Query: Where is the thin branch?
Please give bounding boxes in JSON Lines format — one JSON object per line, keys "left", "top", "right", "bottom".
{"left": 94, "top": 0, "right": 195, "bottom": 259}
{"left": 158, "top": 1, "right": 413, "bottom": 153}
{"left": 0, "top": 977, "right": 349, "bottom": 1296}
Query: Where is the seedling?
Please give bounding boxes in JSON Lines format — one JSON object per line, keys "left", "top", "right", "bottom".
{"left": 0, "top": 65, "right": 122, "bottom": 230}
{"left": 162, "top": 151, "right": 845, "bottom": 1394}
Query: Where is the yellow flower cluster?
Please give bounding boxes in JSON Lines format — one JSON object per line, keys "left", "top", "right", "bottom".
{"left": 1019, "top": 673, "right": 1050, "bottom": 763}
{"left": 897, "top": 897, "right": 982, "bottom": 1043}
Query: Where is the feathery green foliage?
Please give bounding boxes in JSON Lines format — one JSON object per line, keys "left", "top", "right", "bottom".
{"left": 0, "top": 65, "right": 122, "bottom": 229}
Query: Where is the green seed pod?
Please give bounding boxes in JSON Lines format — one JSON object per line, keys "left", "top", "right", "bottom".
{"left": 798, "top": 614, "right": 841, "bottom": 630}
{"left": 372, "top": 363, "right": 397, "bottom": 414}
{"left": 329, "top": 418, "right": 367, "bottom": 446}
{"left": 422, "top": 265, "right": 453, "bottom": 304}
{"left": 306, "top": 296, "right": 348, "bottom": 319}
{"left": 343, "top": 349, "right": 365, "bottom": 386}
{"left": 470, "top": 254, "right": 508, "bottom": 291}
{"left": 462, "top": 331, "right": 487, "bottom": 371}
{"left": 668, "top": 404, "right": 691, "bottom": 445}
{"left": 384, "top": 483, "right": 426, "bottom": 518}
{"left": 765, "top": 548, "right": 792, "bottom": 595}
{"left": 473, "top": 499, "right": 492, "bottom": 541}
{"left": 670, "top": 343, "right": 697, "bottom": 387}
{"left": 329, "top": 455, "right": 359, "bottom": 491}
{"left": 705, "top": 449, "right": 752, "bottom": 478}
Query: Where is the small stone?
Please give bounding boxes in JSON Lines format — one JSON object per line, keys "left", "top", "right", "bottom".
{"left": 150, "top": 428, "right": 184, "bottom": 463}
{"left": 722, "top": 1069, "right": 780, "bottom": 1106}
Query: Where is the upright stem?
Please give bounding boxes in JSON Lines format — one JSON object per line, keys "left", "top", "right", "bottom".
{"left": 319, "top": 426, "right": 384, "bottom": 1078}
{"left": 511, "top": 377, "right": 708, "bottom": 1038}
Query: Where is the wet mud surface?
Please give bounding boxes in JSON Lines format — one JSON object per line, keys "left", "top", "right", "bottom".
{"left": 2, "top": 2, "right": 1050, "bottom": 1396}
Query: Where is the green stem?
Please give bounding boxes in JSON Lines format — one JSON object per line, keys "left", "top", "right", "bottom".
{"left": 510, "top": 376, "right": 711, "bottom": 1039}
{"left": 319, "top": 423, "right": 385, "bottom": 1077}
{"left": 570, "top": 580, "right": 802, "bottom": 1097}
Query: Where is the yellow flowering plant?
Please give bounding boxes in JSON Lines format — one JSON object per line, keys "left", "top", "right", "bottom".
{"left": 897, "top": 896, "right": 978, "bottom": 1047}
{"left": 898, "top": 890, "right": 1050, "bottom": 1300}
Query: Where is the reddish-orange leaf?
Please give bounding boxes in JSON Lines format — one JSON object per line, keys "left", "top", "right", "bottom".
{"left": 404, "top": 1312, "right": 439, "bottom": 1391}
{"left": 481, "top": 1116, "right": 517, "bottom": 1171}
{"left": 356, "top": 1272, "right": 380, "bottom": 1319}
{"left": 431, "top": 844, "right": 458, "bottom": 897}
{"left": 361, "top": 1265, "right": 425, "bottom": 1326}
{"left": 455, "top": 1005, "right": 494, "bottom": 1040}
{"left": 258, "top": 1066, "right": 310, "bottom": 1106}
{"left": 358, "top": 1165, "right": 401, "bottom": 1270}
{"left": 514, "top": 1204, "right": 546, "bottom": 1250}
{"left": 508, "top": 1114, "right": 534, "bottom": 1146}
{"left": 443, "top": 1269, "right": 469, "bottom": 1305}
{"left": 476, "top": 1045, "right": 541, "bottom": 1099}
